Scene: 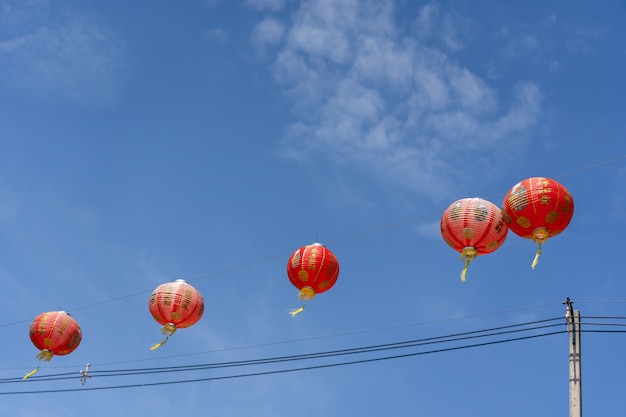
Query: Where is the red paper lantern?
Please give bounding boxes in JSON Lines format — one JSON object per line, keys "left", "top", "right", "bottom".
{"left": 440, "top": 197, "right": 508, "bottom": 281}
{"left": 148, "top": 279, "right": 204, "bottom": 350}
{"left": 502, "top": 177, "right": 574, "bottom": 268}
{"left": 287, "top": 243, "right": 339, "bottom": 310}
{"left": 24, "top": 311, "right": 82, "bottom": 379}
{"left": 28, "top": 311, "right": 82, "bottom": 360}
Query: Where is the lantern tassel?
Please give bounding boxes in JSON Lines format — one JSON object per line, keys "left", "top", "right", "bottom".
{"left": 288, "top": 305, "right": 305, "bottom": 317}
{"left": 35, "top": 349, "right": 54, "bottom": 362}
{"left": 460, "top": 258, "right": 471, "bottom": 282}
{"left": 22, "top": 366, "right": 39, "bottom": 380}
{"left": 150, "top": 337, "right": 169, "bottom": 350}
{"left": 459, "top": 248, "right": 477, "bottom": 282}
{"left": 531, "top": 245, "right": 543, "bottom": 269}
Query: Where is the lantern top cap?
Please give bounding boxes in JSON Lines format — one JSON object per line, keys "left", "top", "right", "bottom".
{"left": 310, "top": 242, "right": 325, "bottom": 247}
{"left": 174, "top": 279, "right": 187, "bottom": 283}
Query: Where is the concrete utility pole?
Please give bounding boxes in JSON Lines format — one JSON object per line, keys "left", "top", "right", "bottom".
{"left": 564, "top": 297, "right": 582, "bottom": 417}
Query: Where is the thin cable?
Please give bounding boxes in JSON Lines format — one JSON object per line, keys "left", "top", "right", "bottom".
{"left": 0, "top": 331, "right": 565, "bottom": 395}
{"left": 577, "top": 300, "right": 626, "bottom": 304}
{"left": 1, "top": 301, "right": 562, "bottom": 370}
{"left": 581, "top": 330, "right": 626, "bottom": 333}
{"left": 326, "top": 211, "right": 440, "bottom": 245}
{"left": 3, "top": 317, "right": 564, "bottom": 383}
{"left": 553, "top": 155, "right": 626, "bottom": 179}
{"left": 1, "top": 155, "right": 624, "bottom": 329}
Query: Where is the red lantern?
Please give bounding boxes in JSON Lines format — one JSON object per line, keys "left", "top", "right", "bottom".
{"left": 287, "top": 243, "right": 339, "bottom": 315}
{"left": 502, "top": 177, "right": 574, "bottom": 268}
{"left": 440, "top": 197, "right": 508, "bottom": 281}
{"left": 148, "top": 279, "right": 204, "bottom": 350}
{"left": 24, "top": 311, "right": 82, "bottom": 379}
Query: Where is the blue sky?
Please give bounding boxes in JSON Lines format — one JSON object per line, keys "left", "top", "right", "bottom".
{"left": 1, "top": 0, "right": 625, "bottom": 415}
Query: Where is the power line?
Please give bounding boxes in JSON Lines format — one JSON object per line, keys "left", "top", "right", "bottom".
{"left": 1, "top": 330, "right": 566, "bottom": 395}
{"left": 0, "top": 301, "right": 563, "bottom": 371}
{"left": 3, "top": 316, "right": 564, "bottom": 383}
{"left": 5, "top": 311, "right": 626, "bottom": 395}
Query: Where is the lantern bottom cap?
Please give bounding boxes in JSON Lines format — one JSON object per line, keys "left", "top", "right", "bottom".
{"left": 298, "top": 287, "right": 316, "bottom": 301}
{"left": 36, "top": 349, "right": 54, "bottom": 362}
{"left": 161, "top": 323, "right": 178, "bottom": 336}
{"left": 461, "top": 247, "right": 478, "bottom": 260}
{"left": 532, "top": 227, "right": 550, "bottom": 243}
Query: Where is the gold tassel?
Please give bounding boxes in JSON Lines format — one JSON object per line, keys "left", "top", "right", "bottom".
{"left": 459, "top": 248, "right": 477, "bottom": 282}
{"left": 150, "top": 337, "right": 169, "bottom": 350}
{"left": 460, "top": 258, "right": 470, "bottom": 282}
{"left": 288, "top": 305, "right": 305, "bottom": 317}
{"left": 23, "top": 367, "right": 39, "bottom": 380}
{"left": 150, "top": 323, "right": 176, "bottom": 350}
{"left": 531, "top": 245, "right": 542, "bottom": 269}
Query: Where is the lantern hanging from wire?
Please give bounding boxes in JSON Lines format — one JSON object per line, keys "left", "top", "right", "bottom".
{"left": 501, "top": 177, "right": 574, "bottom": 269}
{"left": 287, "top": 242, "right": 339, "bottom": 316}
{"left": 148, "top": 279, "right": 204, "bottom": 350}
{"left": 24, "top": 311, "right": 82, "bottom": 379}
{"left": 440, "top": 197, "right": 508, "bottom": 282}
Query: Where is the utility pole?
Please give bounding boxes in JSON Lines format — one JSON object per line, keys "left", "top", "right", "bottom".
{"left": 564, "top": 297, "right": 582, "bottom": 417}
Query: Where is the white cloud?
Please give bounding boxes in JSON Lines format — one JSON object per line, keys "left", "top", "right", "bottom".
{"left": 244, "top": 0, "right": 287, "bottom": 12}
{"left": 415, "top": 3, "right": 465, "bottom": 51}
{"left": 263, "top": 0, "right": 543, "bottom": 200}
{"left": 286, "top": 18, "right": 351, "bottom": 65}
{"left": 251, "top": 17, "right": 285, "bottom": 54}
{"left": 206, "top": 27, "right": 230, "bottom": 44}
{"left": 0, "top": 8, "right": 125, "bottom": 102}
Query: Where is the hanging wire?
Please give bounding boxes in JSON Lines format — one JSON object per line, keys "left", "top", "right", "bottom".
{"left": 1, "top": 155, "right": 624, "bottom": 330}
{"left": 1, "top": 326, "right": 567, "bottom": 394}
{"left": 3, "top": 316, "right": 564, "bottom": 383}
{"left": 0, "top": 301, "right": 563, "bottom": 371}
{"left": 8, "top": 314, "right": 626, "bottom": 393}
{"left": 4, "top": 309, "right": 626, "bottom": 393}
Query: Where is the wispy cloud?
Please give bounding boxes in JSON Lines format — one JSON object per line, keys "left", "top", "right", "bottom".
{"left": 244, "top": 0, "right": 287, "bottom": 12}
{"left": 258, "top": 0, "right": 543, "bottom": 200}
{"left": 205, "top": 27, "right": 230, "bottom": 44}
{"left": 414, "top": 3, "right": 467, "bottom": 51}
{"left": 0, "top": 2, "right": 126, "bottom": 103}
{"left": 251, "top": 17, "right": 285, "bottom": 55}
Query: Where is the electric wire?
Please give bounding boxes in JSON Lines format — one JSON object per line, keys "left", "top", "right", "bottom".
{"left": 4, "top": 313, "right": 626, "bottom": 394}
{"left": 0, "top": 330, "right": 566, "bottom": 395}
{"left": 2, "top": 316, "right": 565, "bottom": 383}
{"left": 0, "top": 301, "right": 563, "bottom": 371}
